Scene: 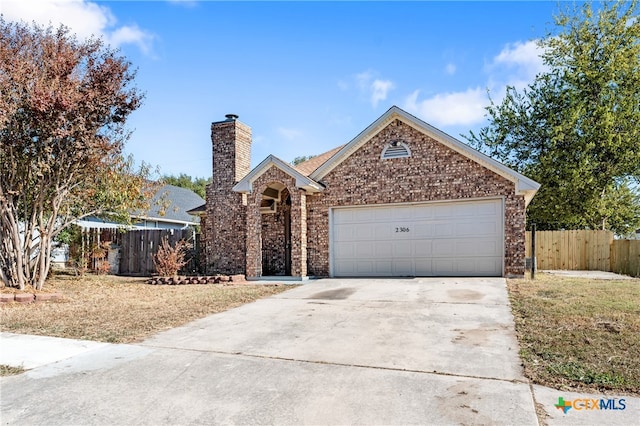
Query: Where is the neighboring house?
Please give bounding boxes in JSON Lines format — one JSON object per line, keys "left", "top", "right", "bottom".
{"left": 203, "top": 106, "right": 540, "bottom": 279}
{"left": 132, "top": 184, "right": 205, "bottom": 230}
{"left": 76, "top": 184, "right": 205, "bottom": 230}
{"left": 52, "top": 185, "right": 205, "bottom": 268}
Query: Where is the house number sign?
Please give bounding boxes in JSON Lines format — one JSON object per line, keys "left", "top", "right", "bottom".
{"left": 395, "top": 227, "right": 410, "bottom": 233}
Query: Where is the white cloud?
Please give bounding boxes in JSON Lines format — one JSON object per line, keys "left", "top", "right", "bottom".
{"left": 403, "top": 40, "right": 547, "bottom": 128}
{"left": 1, "top": 0, "right": 154, "bottom": 53}
{"left": 277, "top": 127, "right": 303, "bottom": 141}
{"left": 355, "top": 70, "right": 395, "bottom": 108}
{"left": 493, "top": 40, "right": 543, "bottom": 68}
{"left": 355, "top": 70, "right": 373, "bottom": 89}
{"left": 371, "top": 79, "right": 395, "bottom": 108}
{"left": 403, "top": 88, "right": 487, "bottom": 127}
{"left": 489, "top": 40, "right": 546, "bottom": 89}
{"left": 108, "top": 25, "right": 154, "bottom": 54}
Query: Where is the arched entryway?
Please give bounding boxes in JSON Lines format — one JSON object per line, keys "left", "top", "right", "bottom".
{"left": 242, "top": 162, "right": 313, "bottom": 280}
{"left": 260, "top": 183, "right": 292, "bottom": 276}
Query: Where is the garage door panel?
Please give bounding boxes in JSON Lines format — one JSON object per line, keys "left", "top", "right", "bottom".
{"left": 374, "top": 226, "right": 393, "bottom": 239}
{"left": 352, "top": 209, "right": 375, "bottom": 222}
{"left": 475, "top": 259, "right": 503, "bottom": 275}
{"left": 332, "top": 199, "right": 503, "bottom": 277}
{"left": 375, "top": 261, "right": 393, "bottom": 275}
{"left": 434, "top": 223, "right": 455, "bottom": 238}
{"left": 414, "top": 240, "right": 433, "bottom": 255}
{"left": 393, "top": 259, "right": 413, "bottom": 276}
{"left": 334, "top": 260, "right": 355, "bottom": 275}
{"left": 353, "top": 224, "right": 375, "bottom": 240}
{"left": 354, "top": 242, "right": 374, "bottom": 257}
{"left": 334, "top": 224, "right": 355, "bottom": 241}
{"left": 433, "top": 240, "right": 455, "bottom": 256}
{"left": 333, "top": 210, "right": 354, "bottom": 225}
{"left": 392, "top": 241, "right": 412, "bottom": 257}
{"left": 413, "top": 223, "right": 433, "bottom": 238}
{"left": 455, "top": 239, "right": 501, "bottom": 256}
{"left": 413, "top": 207, "right": 435, "bottom": 220}
{"left": 355, "top": 260, "right": 375, "bottom": 275}
{"left": 433, "top": 204, "right": 455, "bottom": 218}
{"left": 373, "top": 207, "right": 400, "bottom": 221}
{"left": 432, "top": 259, "right": 455, "bottom": 275}
{"left": 457, "top": 221, "right": 498, "bottom": 237}
{"left": 476, "top": 201, "right": 500, "bottom": 215}
{"left": 374, "top": 243, "right": 393, "bottom": 257}
{"left": 333, "top": 242, "right": 354, "bottom": 258}
{"left": 387, "top": 206, "right": 412, "bottom": 220}
{"left": 414, "top": 259, "right": 433, "bottom": 275}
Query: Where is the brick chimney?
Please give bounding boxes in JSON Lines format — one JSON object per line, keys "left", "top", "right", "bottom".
{"left": 204, "top": 114, "right": 252, "bottom": 274}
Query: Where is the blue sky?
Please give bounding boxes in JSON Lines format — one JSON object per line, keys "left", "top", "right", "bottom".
{"left": 4, "top": 1, "right": 566, "bottom": 179}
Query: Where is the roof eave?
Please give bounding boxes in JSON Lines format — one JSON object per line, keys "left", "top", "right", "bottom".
{"left": 517, "top": 179, "right": 541, "bottom": 207}
{"left": 233, "top": 155, "right": 325, "bottom": 194}
{"left": 130, "top": 214, "right": 199, "bottom": 226}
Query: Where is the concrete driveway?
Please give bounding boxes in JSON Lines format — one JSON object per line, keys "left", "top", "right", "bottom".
{"left": 1, "top": 278, "right": 538, "bottom": 425}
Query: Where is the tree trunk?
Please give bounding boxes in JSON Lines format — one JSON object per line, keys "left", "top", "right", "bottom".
{"left": 1, "top": 205, "right": 27, "bottom": 290}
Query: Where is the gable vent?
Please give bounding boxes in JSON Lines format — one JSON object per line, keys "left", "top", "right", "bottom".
{"left": 381, "top": 141, "right": 411, "bottom": 159}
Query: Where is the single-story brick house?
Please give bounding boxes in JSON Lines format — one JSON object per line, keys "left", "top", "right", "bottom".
{"left": 203, "top": 106, "right": 539, "bottom": 279}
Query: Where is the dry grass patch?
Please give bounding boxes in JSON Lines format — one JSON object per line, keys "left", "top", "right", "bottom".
{"left": 1, "top": 273, "right": 292, "bottom": 343}
{"left": 0, "top": 364, "right": 26, "bottom": 376}
{"left": 508, "top": 273, "right": 640, "bottom": 396}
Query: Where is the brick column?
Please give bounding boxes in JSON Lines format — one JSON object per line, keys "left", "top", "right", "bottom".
{"left": 245, "top": 191, "right": 262, "bottom": 279}
{"left": 290, "top": 190, "right": 307, "bottom": 277}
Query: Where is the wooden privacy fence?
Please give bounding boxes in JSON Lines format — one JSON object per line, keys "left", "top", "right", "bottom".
{"left": 119, "top": 229, "right": 195, "bottom": 276}
{"left": 525, "top": 230, "right": 640, "bottom": 277}
{"left": 611, "top": 239, "right": 640, "bottom": 277}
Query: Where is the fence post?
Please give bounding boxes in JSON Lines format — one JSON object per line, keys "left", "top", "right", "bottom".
{"left": 531, "top": 223, "right": 536, "bottom": 280}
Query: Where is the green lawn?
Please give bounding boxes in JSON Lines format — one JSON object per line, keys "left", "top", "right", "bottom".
{"left": 508, "top": 273, "right": 640, "bottom": 396}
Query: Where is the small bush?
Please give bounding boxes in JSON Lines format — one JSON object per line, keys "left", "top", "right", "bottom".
{"left": 153, "top": 237, "right": 190, "bottom": 277}
{"left": 91, "top": 242, "right": 111, "bottom": 275}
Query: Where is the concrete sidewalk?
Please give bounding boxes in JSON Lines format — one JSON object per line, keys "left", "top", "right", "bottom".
{"left": 1, "top": 278, "right": 637, "bottom": 425}
{"left": 1, "top": 332, "right": 110, "bottom": 369}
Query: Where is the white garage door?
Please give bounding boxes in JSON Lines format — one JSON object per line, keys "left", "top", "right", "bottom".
{"left": 331, "top": 199, "right": 503, "bottom": 277}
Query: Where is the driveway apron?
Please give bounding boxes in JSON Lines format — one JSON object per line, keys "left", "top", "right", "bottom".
{"left": 1, "top": 278, "right": 538, "bottom": 425}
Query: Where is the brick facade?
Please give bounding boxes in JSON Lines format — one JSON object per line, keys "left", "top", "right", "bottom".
{"left": 306, "top": 119, "right": 526, "bottom": 277}
{"left": 204, "top": 110, "right": 531, "bottom": 279}
{"left": 204, "top": 116, "right": 251, "bottom": 275}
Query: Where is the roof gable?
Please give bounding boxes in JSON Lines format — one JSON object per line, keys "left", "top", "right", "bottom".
{"left": 309, "top": 106, "right": 540, "bottom": 204}
{"left": 233, "top": 155, "right": 324, "bottom": 194}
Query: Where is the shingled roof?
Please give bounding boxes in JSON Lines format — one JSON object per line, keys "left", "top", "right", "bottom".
{"left": 138, "top": 184, "right": 205, "bottom": 225}
{"left": 294, "top": 145, "right": 345, "bottom": 176}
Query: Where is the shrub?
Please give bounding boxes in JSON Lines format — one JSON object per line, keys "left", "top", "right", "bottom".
{"left": 153, "top": 237, "right": 190, "bottom": 277}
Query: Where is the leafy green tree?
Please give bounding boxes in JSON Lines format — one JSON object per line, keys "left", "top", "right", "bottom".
{"left": 162, "top": 174, "right": 210, "bottom": 199}
{"left": 467, "top": 0, "right": 640, "bottom": 234}
{"left": 0, "top": 19, "right": 150, "bottom": 289}
{"left": 291, "top": 155, "right": 316, "bottom": 166}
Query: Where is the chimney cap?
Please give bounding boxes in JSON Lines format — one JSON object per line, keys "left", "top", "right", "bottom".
{"left": 225, "top": 114, "right": 239, "bottom": 121}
